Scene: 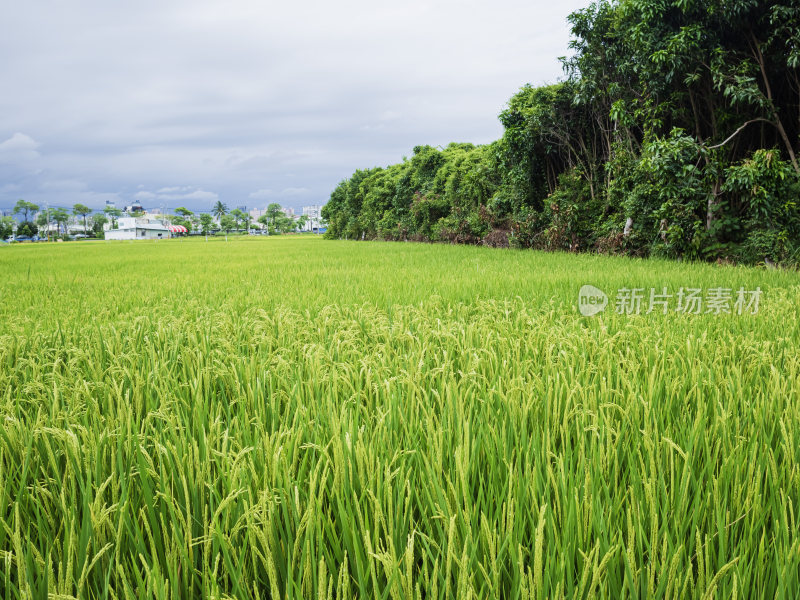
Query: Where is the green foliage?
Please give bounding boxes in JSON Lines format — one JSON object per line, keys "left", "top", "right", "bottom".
{"left": 103, "top": 206, "right": 123, "bottom": 230}
{"left": 72, "top": 203, "right": 92, "bottom": 235}
{"left": 35, "top": 211, "right": 50, "bottom": 233}
{"left": 212, "top": 201, "right": 228, "bottom": 219}
{"left": 722, "top": 149, "right": 800, "bottom": 263}
{"left": 91, "top": 214, "right": 107, "bottom": 238}
{"left": 13, "top": 199, "right": 38, "bottom": 222}
{"left": 72, "top": 203, "right": 90, "bottom": 217}
{"left": 0, "top": 216, "right": 14, "bottom": 239}
{"left": 50, "top": 208, "right": 70, "bottom": 236}
{"left": 539, "top": 169, "right": 600, "bottom": 251}
{"left": 324, "top": 144, "right": 501, "bottom": 244}
{"left": 219, "top": 214, "right": 236, "bottom": 233}
{"left": 172, "top": 207, "right": 195, "bottom": 233}
{"left": 410, "top": 192, "right": 450, "bottom": 238}
{"left": 323, "top": 0, "right": 800, "bottom": 265}
{"left": 15, "top": 221, "right": 38, "bottom": 238}
{"left": 199, "top": 213, "right": 214, "bottom": 235}
{"left": 256, "top": 205, "right": 295, "bottom": 235}
{"left": 626, "top": 130, "right": 710, "bottom": 258}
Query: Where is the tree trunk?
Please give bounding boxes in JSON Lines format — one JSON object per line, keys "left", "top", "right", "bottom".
{"left": 623, "top": 217, "right": 633, "bottom": 237}
{"left": 706, "top": 177, "right": 721, "bottom": 231}
{"left": 750, "top": 31, "right": 800, "bottom": 174}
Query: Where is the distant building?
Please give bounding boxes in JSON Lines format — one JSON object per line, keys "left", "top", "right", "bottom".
{"left": 302, "top": 205, "right": 324, "bottom": 232}
{"left": 282, "top": 207, "right": 296, "bottom": 218}
{"left": 249, "top": 207, "right": 267, "bottom": 220}
{"left": 302, "top": 205, "right": 320, "bottom": 218}
{"left": 104, "top": 216, "right": 170, "bottom": 240}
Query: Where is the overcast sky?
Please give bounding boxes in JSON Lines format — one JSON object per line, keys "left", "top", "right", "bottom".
{"left": 0, "top": 0, "right": 588, "bottom": 214}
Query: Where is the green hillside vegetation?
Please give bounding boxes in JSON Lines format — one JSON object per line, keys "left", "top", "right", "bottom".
{"left": 322, "top": 0, "right": 800, "bottom": 265}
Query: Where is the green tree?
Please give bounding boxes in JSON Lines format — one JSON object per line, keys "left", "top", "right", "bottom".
{"left": 212, "top": 201, "right": 228, "bottom": 220}
{"left": 0, "top": 216, "right": 14, "bottom": 240}
{"left": 172, "top": 207, "right": 195, "bottom": 233}
{"left": 73, "top": 203, "right": 92, "bottom": 234}
{"left": 91, "top": 214, "right": 108, "bottom": 238}
{"left": 51, "top": 208, "right": 70, "bottom": 237}
{"left": 14, "top": 199, "right": 39, "bottom": 222}
{"left": 266, "top": 204, "right": 283, "bottom": 230}
{"left": 278, "top": 215, "right": 296, "bottom": 233}
{"left": 104, "top": 206, "right": 123, "bottom": 228}
{"left": 220, "top": 214, "right": 236, "bottom": 234}
{"left": 36, "top": 210, "right": 52, "bottom": 240}
{"left": 16, "top": 221, "right": 38, "bottom": 238}
{"left": 229, "top": 208, "right": 246, "bottom": 231}
{"left": 199, "top": 214, "right": 214, "bottom": 236}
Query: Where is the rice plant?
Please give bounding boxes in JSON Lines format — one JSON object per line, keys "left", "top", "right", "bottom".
{"left": 1, "top": 236, "right": 798, "bottom": 598}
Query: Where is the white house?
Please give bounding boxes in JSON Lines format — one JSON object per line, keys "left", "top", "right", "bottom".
{"left": 105, "top": 217, "right": 170, "bottom": 240}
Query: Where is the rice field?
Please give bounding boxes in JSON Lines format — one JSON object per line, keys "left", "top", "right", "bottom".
{"left": 1, "top": 235, "right": 799, "bottom": 599}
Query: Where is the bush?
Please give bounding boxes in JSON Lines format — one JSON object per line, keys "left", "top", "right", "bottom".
{"left": 410, "top": 192, "right": 450, "bottom": 239}
{"left": 539, "top": 170, "right": 599, "bottom": 252}
{"left": 483, "top": 229, "right": 511, "bottom": 248}
{"left": 508, "top": 207, "right": 544, "bottom": 249}
{"left": 16, "top": 221, "right": 39, "bottom": 238}
{"left": 625, "top": 130, "right": 710, "bottom": 259}
{"left": 722, "top": 149, "right": 800, "bottom": 264}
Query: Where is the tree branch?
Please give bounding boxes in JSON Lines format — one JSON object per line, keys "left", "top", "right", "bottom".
{"left": 706, "top": 118, "right": 772, "bottom": 149}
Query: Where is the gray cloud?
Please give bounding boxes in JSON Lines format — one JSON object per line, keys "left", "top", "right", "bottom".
{"left": 0, "top": 0, "right": 588, "bottom": 214}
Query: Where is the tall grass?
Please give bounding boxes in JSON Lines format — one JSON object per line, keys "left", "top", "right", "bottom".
{"left": 1, "top": 236, "right": 799, "bottom": 598}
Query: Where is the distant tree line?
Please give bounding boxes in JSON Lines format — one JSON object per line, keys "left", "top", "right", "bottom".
{"left": 322, "top": 0, "right": 800, "bottom": 265}
{"left": 1, "top": 199, "right": 109, "bottom": 240}
{"left": 2, "top": 200, "right": 310, "bottom": 241}
{"left": 171, "top": 203, "right": 307, "bottom": 235}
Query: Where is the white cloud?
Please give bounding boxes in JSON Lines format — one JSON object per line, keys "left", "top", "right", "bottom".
{"left": 40, "top": 179, "right": 89, "bottom": 192}
{"left": 0, "top": 132, "right": 39, "bottom": 152}
{"left": 249, "top": 189, "right": 274, "bottom": 200}
{"left": 134, "top": 187, "right": 219, "bottom": 204}
{"left": 249, "top": 187, "right": 310, "bottom": 201}
{"left": 164, "top": 189, "right": 218, "bottom": 202}
{"left": 0, "top": 132, "right": 40, "bottom": 161}
{"left": 281, "top": 187, "right": 309, "bottom": 196}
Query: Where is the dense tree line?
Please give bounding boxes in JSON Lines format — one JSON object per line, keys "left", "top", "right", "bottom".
{"left": 323, "top": 0, "right": 800, "bottom": 265}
